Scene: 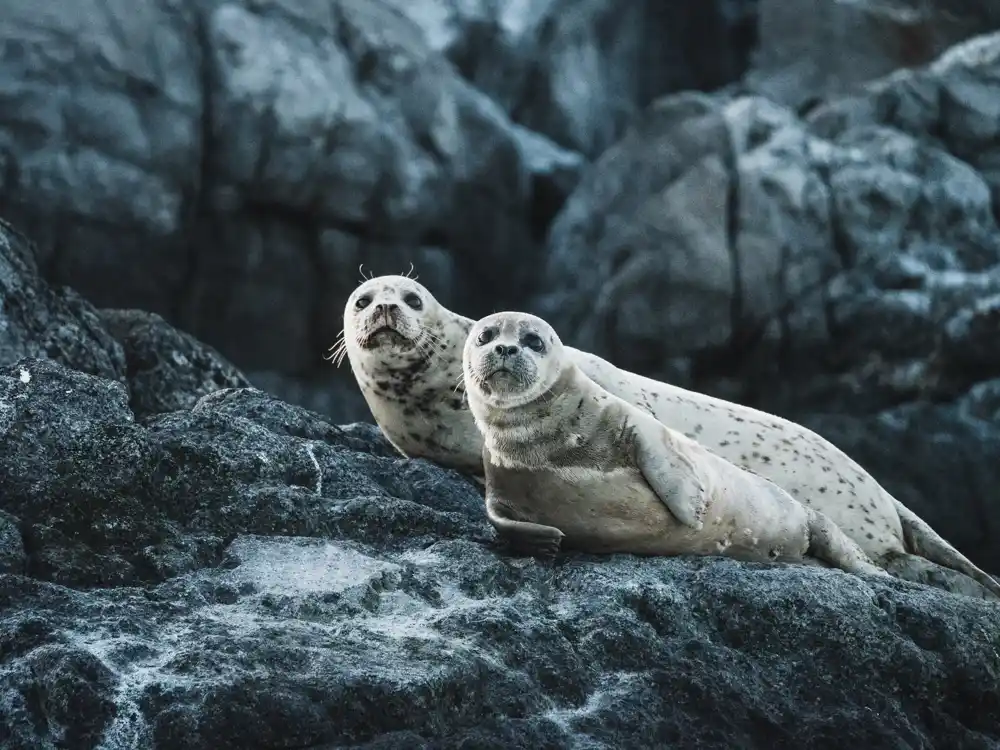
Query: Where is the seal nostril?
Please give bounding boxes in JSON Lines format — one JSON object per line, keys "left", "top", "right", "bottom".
{"left": 494, "top": 344, "right": 505, "bottom": 356}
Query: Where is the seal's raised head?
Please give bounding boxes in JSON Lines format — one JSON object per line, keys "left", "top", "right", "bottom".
{"left": 343, "top": 275, "right": 441, "bottom": 358}
{"left": 463, "top": 312, "right": 566, "bottom": 409}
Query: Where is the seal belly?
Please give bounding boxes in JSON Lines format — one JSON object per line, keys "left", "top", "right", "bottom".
{"left": 493, "top": 465, "right": 709, "bottom": 556}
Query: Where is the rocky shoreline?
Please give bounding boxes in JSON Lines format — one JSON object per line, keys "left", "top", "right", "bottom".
{"left": 2, "top": 1, "right": 1000, "bottom": 747}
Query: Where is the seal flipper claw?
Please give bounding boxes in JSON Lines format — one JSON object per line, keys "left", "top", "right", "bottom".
{"left": 632, "top": 413, "right": 708, "bottom": 530}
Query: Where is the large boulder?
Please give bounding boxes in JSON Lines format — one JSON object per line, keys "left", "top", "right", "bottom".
{"left": 0, "top": 0, "right": 580, "bottom": 382}
{"left": 1, "top": 356, "right": 999, "bottom": 749}
{"left": 537, "top": 32, "right": 1000, "bottom": 394}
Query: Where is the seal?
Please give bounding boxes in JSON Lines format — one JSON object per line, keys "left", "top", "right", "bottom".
{"left": 460, "top": 311, "right": 889, "bottom": 577}
{"left": 334, "top": 275, "right": 1000, "bottom": 598}
{"left": 333, "top": 271, "right": 481, "bottom": 477}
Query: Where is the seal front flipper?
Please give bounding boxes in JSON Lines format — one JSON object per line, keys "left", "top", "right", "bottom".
{"left": 805, "top": 507, "right": 889, "bottom": 578}
{"left": 631, "top": 413, "right": 708, "bottom": 530}
{"left": 484, "top": 489, "right": 564, "bottom": 557}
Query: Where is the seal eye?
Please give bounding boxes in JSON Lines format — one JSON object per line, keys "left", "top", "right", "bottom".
{"left": 476, "top": 328, "right": 496, "bottom": 346}
{"left": 522, "top": 333, "right": 545, "bottom": 353}
{"left": 355, "top": 295, "right": 372, "bottom": 310}
{"left": 403, "top": 292, "right": 423, "bottom": 310}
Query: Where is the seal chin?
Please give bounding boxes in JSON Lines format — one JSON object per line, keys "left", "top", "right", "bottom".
{"left": 361, "top": 326, "right": 413, "bottom": 350}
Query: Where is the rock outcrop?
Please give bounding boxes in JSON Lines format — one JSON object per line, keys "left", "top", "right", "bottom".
{"left": 1, "top": 192, "right": 999, "bottom": 750}
{"left": 3, "top": 6, "right": 1000, "bottom": 746}
{"left": 748, "top": 0, "right": 1000, "bottom": 109}
{"left": 0, "top": 356, "right": 998, "bottom": 748}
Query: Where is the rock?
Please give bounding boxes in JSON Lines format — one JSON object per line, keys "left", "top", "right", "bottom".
{"left": 747, "top": 0, "right": 1000, "bottom": 110}
{"left": 808, "top": 30, "right": 1000, "bottom": 217}
{"left": 536, "top": 35, "right": 1000, "bottom": 412}
{"left": 0, "top": 510, "right": 24, "bottom": 575}
{"left": 0, "top": 0, "right": 576, "bottom": 384}
{"left": 99, "top": 308, "right": 250, "bottom": 420}
{"left": 0, "top": 218, "right": 124, "bottom": 382}
{"left": 387, "top": 0, "right": 760, "bottom": 156}
{"left": 0, "top": 356, "right": 999, "bottom": 748}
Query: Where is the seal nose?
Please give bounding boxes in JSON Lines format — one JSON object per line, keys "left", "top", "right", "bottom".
{"left": 494, "top": 344, "right": 518, "bottom": 357}
{"left": 374, "top": 303, "right": 399, "bottom": 325}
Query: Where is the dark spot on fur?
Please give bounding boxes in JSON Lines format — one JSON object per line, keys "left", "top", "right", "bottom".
{"left": 719, "top": 440, "right": 730, "bottom": 447}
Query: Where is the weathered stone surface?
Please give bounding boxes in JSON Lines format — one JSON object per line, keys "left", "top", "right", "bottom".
{"left": 388, "top": 0, "right": 760, "bottom": 156}
{"left": 747, "top": 0, "right": 1000, "bottom": 110}
{"left": 0, "top": 218, "right": 125, "bottom": 383}
{"left": 99, "top": 308, "right": 250, "bottom": 420}
{"left": 0, "top": 356, "right": 998, "bottom": 749}
{"left": 0, "top": 0, "right": 581, "bottom": 381}
{"left": 538, "top": 33, "right": 1000, "bottom": 409}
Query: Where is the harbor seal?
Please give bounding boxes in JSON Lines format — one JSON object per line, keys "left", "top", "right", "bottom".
{"left": 332, "top": 271, "right": 481, "bottom": 476}
{"left": 334, "top": 275, "right": 1000, "bottom": 597}
{"left": 461, "top": 311, "right": 889, "bottom": 578}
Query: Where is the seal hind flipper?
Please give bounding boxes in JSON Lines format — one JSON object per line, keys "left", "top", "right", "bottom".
{"left": 890, "top": 495, "right": 1000, "bottom": 598}
{"left": 632, "top": 413, "right": 708, "bottom": 530}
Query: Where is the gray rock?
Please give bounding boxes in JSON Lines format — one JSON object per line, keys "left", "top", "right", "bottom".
{"left": 537, "top": 36, "right": 1000, "bottom": 411}
{"left": 0, "top": 0, "right": 578, "bottom": 382}
{"left": 1, "top": 355, "right": 999, "bottom": 749}
{"left": 0, "top": 510, "right": 24, "bottom": 574}
{"left": 385, "top": 0, "right": 760, "bottom": 156}
{"left": 747, "top": 0, "right": 1000, "bottom": 110}
{"left": 0, "top": 217, "right": 125, "bottom": 382}
{"left": 100, "top": 308, "right": 250, "bottom": 420}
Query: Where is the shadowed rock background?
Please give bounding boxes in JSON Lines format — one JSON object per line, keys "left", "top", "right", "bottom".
{"left": 2, "top": 1, "right": 1000, "bottom": 747}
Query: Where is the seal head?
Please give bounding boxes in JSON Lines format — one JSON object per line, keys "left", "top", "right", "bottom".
{"left": 338, "top": 275, "right": 442, "bottom": 366}
{"left": 463, "top": 311, "right": 566, "bottom": 411}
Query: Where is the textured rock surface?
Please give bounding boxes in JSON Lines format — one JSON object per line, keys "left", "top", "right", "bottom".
{"left": 388, "top": 0, "right": 759, "bottom": 156}
{"left": 3, "top": 8, "right": 1000, "bottom": 746}
{"left": 99, "top": 308, "right": 250, "bottom": 420}
{"left": 1, "top": 356, "right": 999, "bottom": 749}
{"left": 748, "top": 0, "right": 1000, "bottom": 109}
{"left": 0, "top": 0, "right": 578, "bottom": 379}
{"left": 0, "top": 0, "right": 764, "bottom": 390}
{"left": 539, "top": 34, "right": 1000, "bottom": 394}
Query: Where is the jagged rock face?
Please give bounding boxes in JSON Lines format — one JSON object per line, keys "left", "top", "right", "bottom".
{"left": 537, "top": 34, "right": 1000, "bottom": 400}
{"left": 2, "top": 6, "right": 1000, "bottom": 747}
{"left": 0, "top": 0, "right": 763, "bottom": 388}
{"left": 386, "top": 0, "right": 760, "bottom": 157}
{"left": 1, "top": 357, "right": 999, "bottom": 749}
{"left": 748, "top": 0, "right": 1000, "bottom": 109}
